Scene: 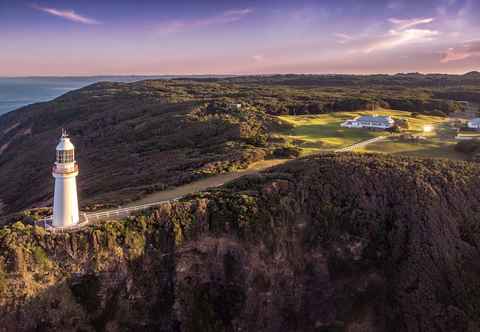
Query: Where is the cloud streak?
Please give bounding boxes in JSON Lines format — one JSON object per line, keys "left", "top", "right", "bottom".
{"left": 336, "top": 17, "right": 438, "bottom": 53}
{"left": 388, "top": 17, "right": 434, "bottom": 30}
{"left": 441, "top": 41, "right": 480, "bottom": 63}
{"left": 334, "top": 17, "right": 438, "bottom": 54}
{"left": 334, "top": 33, "right": 354, "bottom": 44}
{"left": 157, "top": 8, "right": 253, "bottom": 34}
{"left": 32, "top": 4, "right": 100, "bottom": 24}
{"left": 364, "top": 28, "right": 439, "bottom": 53}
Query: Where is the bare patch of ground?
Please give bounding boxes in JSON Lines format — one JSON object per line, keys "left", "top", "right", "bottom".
{"left": 2, "top": 122, "right": 20, "bottom": 135}
{"left": 0, "top": 127, "right": 31, "bottom": 156}
{"left": 0, "top": 143, "right": 9, "bottom": 155}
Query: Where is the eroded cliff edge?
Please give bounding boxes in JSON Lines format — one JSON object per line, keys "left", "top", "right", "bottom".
{"left": 1, "top": 154, "right": 480, "bottom": 332}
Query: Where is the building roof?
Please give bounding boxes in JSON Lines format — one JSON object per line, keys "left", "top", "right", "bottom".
{"left": 468, "top": 118, "right": 480, "bottom": 125}
{"left": 355, "top": 115, "right": 393, "bottom": 123}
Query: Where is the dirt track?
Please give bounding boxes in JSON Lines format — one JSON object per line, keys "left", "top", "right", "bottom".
{"left": 127, "top": 159, "right": 288, "bottom": 207}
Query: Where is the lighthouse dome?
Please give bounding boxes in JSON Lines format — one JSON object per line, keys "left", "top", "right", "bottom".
{"left": 55, "top": 131, "right": 75, "bottom": 164}
{"left": 56, "top": 135, "right": 74, "bottom": 151}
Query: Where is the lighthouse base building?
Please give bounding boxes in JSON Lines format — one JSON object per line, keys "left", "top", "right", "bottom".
{"left": 52, "top": 131, "right": 79, "bottom": 227}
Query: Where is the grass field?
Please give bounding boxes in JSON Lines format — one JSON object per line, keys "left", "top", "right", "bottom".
{"left": 278, "top": 109, "right": 448, "bottom": 155}
{"left": 357, "top": 138, "right": 465, "bottom": 160}
{"left": 456, "top": 132, "right": 480, "bottom": 138}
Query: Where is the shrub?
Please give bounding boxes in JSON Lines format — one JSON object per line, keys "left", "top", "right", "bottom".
{"left": 389, "top": 125, "right": 402, "bottom": 133}
{"left": 0, "top": 270, "right": 5, "bottom": 295}
{"left": 455, "top": 140, "right": 480, "bottom": 155}
{"left": 272, "top": 146, "right": 301, "bottom": 158}
{"left": 395, "top": 118, "right": 409, "bottom": 129}
{"left": 32, "top": 246, "right": 50, "bottom": 269}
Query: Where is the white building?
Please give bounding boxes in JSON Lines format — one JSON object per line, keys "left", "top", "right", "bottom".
{"left": 341, "top": 115, "right": 395, "bottom": 130}
{"left": 52, "top": 130, "right": 79, "bottom": 227}
{"left": 467, "top": 118, "right": 480, "bottom": 130}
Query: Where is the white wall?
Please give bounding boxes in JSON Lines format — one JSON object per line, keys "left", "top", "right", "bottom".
{"left": 53, "top": 175, "right": 79, "bottom": 227}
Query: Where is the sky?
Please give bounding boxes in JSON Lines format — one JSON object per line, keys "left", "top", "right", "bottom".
{"left": 1, "top": 0, "right": 479, "bottom": 76}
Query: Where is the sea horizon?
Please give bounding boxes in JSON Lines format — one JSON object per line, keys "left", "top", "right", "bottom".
{"left": 0, "top": 76, "right": 168, "bottom": 115}
{"left": 0, "top": 75, "right": 241, "bottom": 115}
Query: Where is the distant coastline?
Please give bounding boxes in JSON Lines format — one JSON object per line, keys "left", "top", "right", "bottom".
{"left": 0, "top": 75, "right": 233, "bottom": 115}
{"left": 0, "top": 76, "right": 163, "bottom": 115}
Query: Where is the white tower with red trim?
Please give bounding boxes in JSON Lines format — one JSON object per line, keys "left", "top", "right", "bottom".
{"left": 52, "top": 130, "right": 79, "bottom": 227}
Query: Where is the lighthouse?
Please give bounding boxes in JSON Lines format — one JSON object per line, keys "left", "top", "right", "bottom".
{"left": 52, "top": 130, "right": 79, "bottom": 227}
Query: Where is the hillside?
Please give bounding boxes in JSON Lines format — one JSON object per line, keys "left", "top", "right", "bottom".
{"left": 1, "top": 74, "right": 479, "bottom": 217}
{"left": 0, "top": 81, "right": 288, "bottom": 216}
{"left": 0, "top": 154, "right": 479, "bottom": 331}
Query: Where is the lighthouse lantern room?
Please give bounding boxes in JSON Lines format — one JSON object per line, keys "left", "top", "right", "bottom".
{"left": 52, "top": 130, "right": 79, "bottom": 227}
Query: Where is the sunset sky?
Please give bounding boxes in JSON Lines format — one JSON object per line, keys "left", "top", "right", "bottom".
{"left": 1, "top": 0, "right": 479, "bottom": 76}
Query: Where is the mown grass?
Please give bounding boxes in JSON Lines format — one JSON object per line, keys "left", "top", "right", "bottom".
{"left": 357, "top": 138, "right": 465, "bottom": 160}
{"left": 278, "top": 109, "right": 447, "bottom": 154}
{"left": 457, "top": 132, "right": 480, "bottom": 138}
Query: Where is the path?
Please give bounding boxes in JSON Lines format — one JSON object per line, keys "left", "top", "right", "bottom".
{"left": 334, "top": 136, "right": 388, "bottom": 152}
{"left": 128, "top": 159, "right": 287, "bottom": 207}
{"left": 41, "top": 159, "right": 288, "bottom": 232}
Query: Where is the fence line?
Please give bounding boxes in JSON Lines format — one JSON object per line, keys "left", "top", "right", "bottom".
{"left": 38, "top": 197, "right": 182, "bottom": 233}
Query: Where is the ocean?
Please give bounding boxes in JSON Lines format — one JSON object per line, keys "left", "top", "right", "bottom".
{"left": 0, "top": 76, "right": 169, "bottom": 116}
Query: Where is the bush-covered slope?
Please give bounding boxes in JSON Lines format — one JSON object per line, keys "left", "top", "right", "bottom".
{"left": 1, "top": 74, "right": 478, "bottom": 216}
{"left": 0, "top": 81, "right": 286, "bottom": 215}
{"left": 0, "top": 154, "right": 479, "bottom": 331}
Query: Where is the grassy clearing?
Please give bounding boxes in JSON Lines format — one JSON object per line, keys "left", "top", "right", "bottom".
{"left": 457, "top": 132, "right": 480, "bottom": 138}
{"left": 278, "top": 109, "right": 448, "bottom": 154}
{"left": 357, "top": 138, "right": 465, "bottom": 160}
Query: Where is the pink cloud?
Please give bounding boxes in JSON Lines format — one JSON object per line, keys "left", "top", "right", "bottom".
{"left": 364, "top": 28, "right": 439, "bottom": 53}
{"left": 334, "top": 33, "right": 354, "bottom": 44}
{"left": 32, "top": 4, "right": 100, "bottom": 24}
{"left": 157, "top": 8, "right": 253, "bottom": 34}
{"left": 252, "top": 54, "right": 265, "bottom": 62}
{"left": 441, "top": 41, "right": 480, "bottom": 63}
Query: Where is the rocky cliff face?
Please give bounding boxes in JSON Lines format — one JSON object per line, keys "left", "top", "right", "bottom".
{"left": 1, "top": 154, "right": 480, "bottom": 332}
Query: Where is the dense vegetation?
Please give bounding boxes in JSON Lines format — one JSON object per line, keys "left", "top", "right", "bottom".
{"left": 0, "top": 73, "right": 479, "bottom": 217}
{"left": 0, "top": 154, "right": 479, "bottom": 331}
{"left": 0, "top": 82, "right": 289, "bottom": 216}
{"left": 455, "top": 139, "right": 480, "bottom": 159}
{"left": 187, "top": 72, "right": 480, "bottom": 115}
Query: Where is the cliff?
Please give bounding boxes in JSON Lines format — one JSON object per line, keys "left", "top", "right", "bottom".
{"left": 1, "top": 154, "right": 480, "bottom": 331}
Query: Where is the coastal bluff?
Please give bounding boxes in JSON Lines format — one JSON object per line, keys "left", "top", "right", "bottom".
{"left": 0, "top": 154, "right": 480, "bottom": 331}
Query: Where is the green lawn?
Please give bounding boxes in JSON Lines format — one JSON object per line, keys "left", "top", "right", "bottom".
{"left": 456, "top": 132, "right": 480, "bottom": 138}
{"left": 357, "top": 138, "right": 465, "bottom": 160}
{"left": 278, "top": 109, "right": 448, "bottom": 154}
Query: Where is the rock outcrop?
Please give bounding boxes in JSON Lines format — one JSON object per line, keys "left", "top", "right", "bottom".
{"left": 0, "top": 154, "right": 479, "bottom": 331}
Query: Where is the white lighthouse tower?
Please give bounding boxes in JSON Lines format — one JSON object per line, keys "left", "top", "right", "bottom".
{"left": 52, "top": 130, "right": 79, "bottom": 227}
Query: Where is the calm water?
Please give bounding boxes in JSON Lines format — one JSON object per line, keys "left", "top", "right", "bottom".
{"left": 0, "top": 76, "right": 169, "bottom": 115}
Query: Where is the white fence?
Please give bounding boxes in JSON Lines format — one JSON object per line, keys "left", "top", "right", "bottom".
{"left": 37, "top": 197, "right": 181, "bottom": 233}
